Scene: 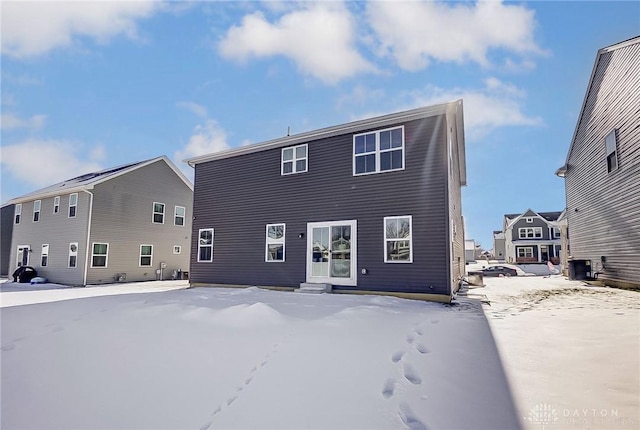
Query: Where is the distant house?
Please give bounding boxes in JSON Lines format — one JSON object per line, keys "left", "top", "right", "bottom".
{"left": 186, "top": 101, "right": 467, "bottom": 303}
{"left": 1, "top": 203, "right": 14, "bottom": 277}
{"left": 464, "top": 239, "right": 476, "bottom": 263}
{"left": 6, "top": 156, "right": 193, "bottom": 286}
{"left": 556, "top": 36, "right": 640, "bottom": 288}
{"left": 502, "top": 209, "right": 564, "bottom": 264}
{"left": 492, "top": 231, "right": 505, "bottom": 261}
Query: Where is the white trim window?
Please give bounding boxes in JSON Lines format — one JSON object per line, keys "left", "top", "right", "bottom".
{"left": 519, "top": 227, "right": 542, "bottom": 239}
{"left": 33, "top": 200, "right": 41, "bottom": 222}
{"left": 384, "top": 215, "right": 413, "bottom": 263}
{"left": 551, "top": 227, "right": 561, "bottom": 239}
{"left": 53, "top": 196, "right": 60, "bottom": 214}
{"left": 174, "top": 206, "right": 185, "bottom": 226}
{"left": 173, "top": 245, "right": 181, "bottom": 255}
{"left": 69, "top": 243, "right": 78, "bottom": 268}
{"left": 198, "top": 228, "right": 214, "bottom": 262}
{"left": 265, "top": 223, "right": 285, "bottom": 262}
{"left": 91, "top": 243, "right": 109, "bottom": 268}
{"left": 605, "top": 129, "right": 618, "bottom": 173}
{"left": 153, "top": 202, "right": 165, "bottom": 224}
{"left": 525, "top": 217, "right": 534, "bottom": 223}
{"left": 354, "top": 126, "right": 404, "bottom": 175}
{"left": 140, "top": 245, "right": 153, "bottom": 267}
{"left": 14, "top": 204, "right": 22, "bottom": 224}
{"left": 517, "top": 247, "right": 534, "bottom": 258}
{"left": 281, "top": 144, "right": 308, "bottom": 175}
{"left": 69, "top": 193, "right": 78, "bottom": 218}
{"left": 41, "top": 244, "right": 49, "bottom": 267}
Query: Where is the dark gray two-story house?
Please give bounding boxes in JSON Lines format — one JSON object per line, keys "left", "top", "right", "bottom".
{"left": 556, "top": 36, "right": 640, "bottom": 287}
{"left": 502, "top": 209, "right": 564, "bottom": 265}
{"left": 186, "top": 101, "right": 467, "bottom": 302}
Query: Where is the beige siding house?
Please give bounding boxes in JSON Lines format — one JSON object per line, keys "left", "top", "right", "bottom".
{"left": 7, "top": 156, "right": 193, "bottom": 286}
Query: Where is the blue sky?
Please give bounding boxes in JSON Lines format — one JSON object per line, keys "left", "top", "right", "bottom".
{"left": 1, "top": 1, "right": 639, "bottom": 250}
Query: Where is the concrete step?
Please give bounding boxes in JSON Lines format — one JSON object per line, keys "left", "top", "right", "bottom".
{"left": 295, "top": 283, "right": 332, "bottom": 294}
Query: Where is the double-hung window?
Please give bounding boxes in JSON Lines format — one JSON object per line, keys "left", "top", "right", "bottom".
{"left": 354, "top": 126, "right": 404, "bottom": 175}
{"left": 91, "top": 243, "right": 108, "bottom": 268}
{"left": 41, "top": 244, "right": 49, "bottom": 267}
{"left": 33, "top": 200, "right": 41, "bottom": 222}
{"left": 153, "top": 202, "right": 165, "bottom": 224}
{"left": 519, "top": 227, "right": 542, "bottom": 239}
{"left": 69, "top": 193, "right": 78, "bottom": 218}
{"left": 174, "top": 206, "right": 185, "bottom": 226}
{"left": 14, "top": 204, "right": 22, "bottom": 224}
{"left": 518, "top": 247, "right": 534, "bottom": 258}
{"left": 198, "top": 228, "right": 214, "bottom": 262}
{"left": 384, "top": 215, "right": 412, "bottom": 263}
{"left": 140, "top": 245, "right": 153, "bottom": 267}
{"left": 281, "top": 144, "right": 307, "bottom": 175}
{"left": 265, "top": 223, "right": 285, "bottom": 262}
{"left": 68, "top": 243, "right": 78, "bottom": 268}
{"left": 53, "top": 196, "right": 60, "bottom": 214}
{"left": 605, "top": 129, "right": 618, "bottom": 173}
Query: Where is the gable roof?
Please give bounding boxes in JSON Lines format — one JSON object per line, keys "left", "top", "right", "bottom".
{"left": 557, "top": 35, "right": 640, "bottom": 176}
{"left": 186, "top": 100, "right": 466, "bottom": 186}
{"left": 6, "top": 155, "right": 193, "bottom": 204}
{"left": 504, "top": 209, "right": 563, "bottom": 229}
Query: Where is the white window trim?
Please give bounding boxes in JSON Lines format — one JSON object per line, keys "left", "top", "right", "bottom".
{"left": 265, "top": 223, "right": 286, "bottom": 262}
{"left": 517, "top": 247, "right": 534, "bottom": 258}
{"left": 15, "top": 203, "right": 22, "bottom": 224}
{"left": 153, "top": 202, "right": 165, "bottom": 224}
{"left": 139, "top": 244, "right": 153, "bottom": 267}
{"left": 174, "top": 206, "right": 186, "bottom": 227}
{"left": 281, "top": 144, "right": 308, "bottom": 175}
{"left": 53, "top": 196, "right": 60, "bottom": 214}
{"left": 198, "top": 228, "right": 214, "bottom": 262}
{"left": 384, "top": 215, "right": 413, "bottom": 263}
{"left": 69, "top": 193, "right": 78, "bottom": 218}
{"left": 68, "top": 242, "right": 78, "bottom": 268}
{"left": 518, "top": 227, "right": 543, "bottom": 239}
{"left": 41, "top": 244, "right": 49, "bottom": 267}
{"left": 525, "top": 217, "right": 534, "bottom": 223}
{"left": 91, "top": 242, "right": 109, "bottom": 268}
{"left": 33, "top": 200, "right": 41, "bottom": 222}
{"left": 173, "top": 245, "right": 181, "bottom": 255}
{"left": 605, "top": 129, "right": 618, "bottom": 173}
{"left": 353, "top": 126, "right": 405, "bottom": 176}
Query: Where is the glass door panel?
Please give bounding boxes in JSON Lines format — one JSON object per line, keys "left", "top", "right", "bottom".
{"left": 311, "top": 226, "right": 330, "bottom": 277}
{"left": 330, "top": 225, "right": 351, "bottom": 278}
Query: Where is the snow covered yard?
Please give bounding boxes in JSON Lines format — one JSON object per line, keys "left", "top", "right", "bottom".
{"left": 1, "top": 277, "right": 637, "bottom": 430}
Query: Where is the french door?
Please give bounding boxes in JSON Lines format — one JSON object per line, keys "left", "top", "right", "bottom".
{"left": 306, "top": 220, "right": 357, "bottom": 286}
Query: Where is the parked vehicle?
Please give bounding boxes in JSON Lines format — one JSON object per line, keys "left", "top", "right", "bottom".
{"left": 12, "top": 266, "right": 38, "bottom": 283}
{"left": 476, "top": 265, "right": 518, "bottom": 277}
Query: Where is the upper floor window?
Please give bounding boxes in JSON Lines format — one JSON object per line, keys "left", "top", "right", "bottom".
{"left": 384, "top": 215, "right": 413, "bottom": 263}
{"left": 33, "top": 200, "right": 41, "bottom": 222}
{"left": 525, "top": 217, "right": 534, "bottom": 223}
{"left": 282, "top": 144, "right": 308, "bottom": 175}
{"left": 53, "top": 196, "right": 60, "bottom": 214}
{"left": 41, "top": 244, "right": 49, "bottom": 267}
{"left": 153, "top": 202, "right": 165, "bottom": 224}
{"left": 552, "top": 227, "right": 561, "bottom": 239}
{"left": 174, "top": 206, "right": 185, "bottom": 226}
{"left": 519, "top": 227, "right": 542, "bottom": 239}
{"left": 265, "top": 223, "right": 285, "bottom": 262}
{"left": 354, "top": 126, "right": 404, "bottom": 176}
{"left": 14, "top": 204, "right": 22, "bottom": 224}
{"left": 69, "top": 193, "right": 78, "bottom": 218}
{"left": 91, "top": 243, "right": 109, "bottom": 268}
{"left": 140, "top": 245, "right": 153, "bottom": 267}
{"left": 605, "top": 129, "right": 618, "bottom": 173}
{"left": 198, "top": 228, "right": 214, "bottom": 262}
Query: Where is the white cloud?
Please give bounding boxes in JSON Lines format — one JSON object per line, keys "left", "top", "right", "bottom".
{"left": 1, "top": 1, "right": 160, "bottom": 58}
{"left": 408, "top": 78, "right": 543, "bottom": 138}
{"left": 1, "top": 113, "right": 47, "bottom": 130}
{"left": 177, "top": 101, "right": 208, "bottom": 118}
{"left": 174, "top": 119, "right": 230, "bottom": 162}
{"left": 1, "top": 140, "right": 104, "bottom": 188}
{"left": 218, "top": 2, "right": 374, "bottom": 84}
{"left": 366, "top": 1, "right": 543, "bottom": 71}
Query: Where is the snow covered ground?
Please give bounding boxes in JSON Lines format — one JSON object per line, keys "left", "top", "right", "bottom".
{"left": 1, "top": 277, "right": 637, "bottom": 429}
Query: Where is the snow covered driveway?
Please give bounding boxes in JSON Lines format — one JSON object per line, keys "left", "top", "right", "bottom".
{"left": 1, "top": 277, "right": 637, "bottom": 429}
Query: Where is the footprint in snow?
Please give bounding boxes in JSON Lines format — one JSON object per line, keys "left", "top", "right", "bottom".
{"left": 398, "top": 402, "right": 428, "bottom": 430}
{"left": 382, "top": 379, "right": 396, "bottom": 399}
{"left": 415, "top": 343, "right": 430, "bottom": 354}
{"left": 391, "top": 351, "right": 404, "bottom": 363}
{"left": 403, "top": 363, "right": 422, "bottom": 385}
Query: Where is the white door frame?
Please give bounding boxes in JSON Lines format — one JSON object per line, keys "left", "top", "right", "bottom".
{"left": 16, "top": 245, "right": 30, "bottom": 267}
{"left": 306, "top": 220, "right": 357, "bottom": 286}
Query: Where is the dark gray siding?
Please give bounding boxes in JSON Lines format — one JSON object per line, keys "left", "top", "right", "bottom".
{"left": 191, "top": 115, "right": 452, "bottom": 295}
{"left": 511, "top": 217, "right": 552, "bottom": 240}
{"left": 447, "top": 113, "right": 465, "bottom": 292}
{"left": 87, "top": 160, "right": 193, "bottom": 285}
{"left": 565, "top": 39, "right": 640, "bottom": 285}
{"left": 1, "top": 205, "right": 14, "bottom": 276}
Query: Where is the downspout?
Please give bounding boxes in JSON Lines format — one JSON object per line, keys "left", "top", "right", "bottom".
{"left": 82, "top": 189, "right": 94, "bottom": 287}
